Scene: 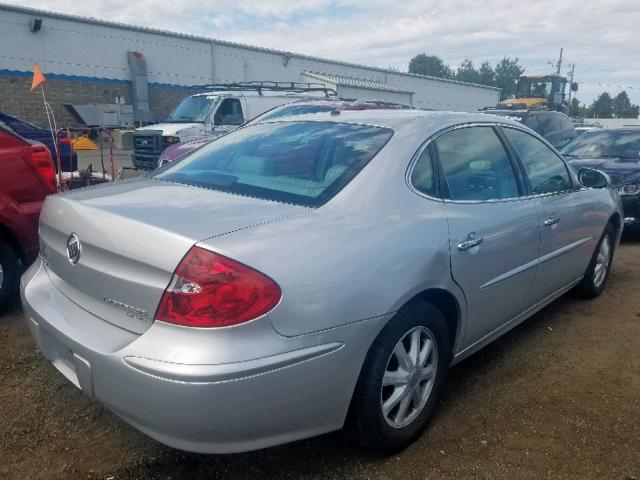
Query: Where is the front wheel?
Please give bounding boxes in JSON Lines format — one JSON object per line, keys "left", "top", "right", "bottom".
{"left": 351, "top": 299, "right": 451, "bottom": 453}
{"left": 574, "top": 222, "right": 616, "bottom": 298}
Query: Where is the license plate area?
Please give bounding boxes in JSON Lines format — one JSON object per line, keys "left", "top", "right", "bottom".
{"left": 38, "top": 328, "right": 81, "bottom": 390}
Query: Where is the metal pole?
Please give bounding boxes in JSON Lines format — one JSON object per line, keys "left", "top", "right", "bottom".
{"left": 40, "top": 85, "right": 62, "bottom": 189}
{"left": 556, "top": 48, "right": 563, "bottom": 76}
{"left": 568, "top": 63, "right": 575, "bottom": 105}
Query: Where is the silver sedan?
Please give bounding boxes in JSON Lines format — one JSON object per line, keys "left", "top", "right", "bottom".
{"left": 21, "top": 110, "right": 622, "bottom": 454}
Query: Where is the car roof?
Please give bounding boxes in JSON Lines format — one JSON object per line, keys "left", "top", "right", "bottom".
{"left": 253, "top": 109, "right": 524, "bottom": 132}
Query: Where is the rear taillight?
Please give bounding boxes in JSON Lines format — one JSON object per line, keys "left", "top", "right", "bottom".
{"left": 156, "top": 246, "right": 281, "bottom": 328}
{"left": 22, "top": 145, "right": 56, "bottom": 193}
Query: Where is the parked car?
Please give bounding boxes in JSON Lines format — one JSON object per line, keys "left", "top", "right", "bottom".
{"left": 562, "top": 128, "right": 640, "bottom": 232}
{"left": 573, "top": 119, "right": 603, "bottom": 136}
{"left": 132, "top": 81, "right": 338, "bottom": 170}
{"left": 22, "top": 111, "right": 621, "bottom": 454}
{"left": 0, "top": 111, "right": 77, "bottom": 172}
{"left": 0, "top": 122, "right": 56, "bottom": 310}
{"left": 482, "top": 108, "right": 577, "bottom": 149}
{"left": 158, "top": 98, "right": 416, "bottom": 166}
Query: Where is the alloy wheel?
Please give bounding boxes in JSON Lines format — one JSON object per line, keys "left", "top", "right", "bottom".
{"left": 381, "top": 326, "right": 438, "bottom": 428}
{"left": 593, "top": 234, "right": 611, "bottom": 288}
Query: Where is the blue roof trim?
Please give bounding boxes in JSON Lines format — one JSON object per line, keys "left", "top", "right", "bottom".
{"left": 0, "top": 69, "right": 194, "bottom": 90}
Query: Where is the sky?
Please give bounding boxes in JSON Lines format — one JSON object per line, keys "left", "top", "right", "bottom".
{"left": 15, "top": 0, "right": 640, "bottom": 105}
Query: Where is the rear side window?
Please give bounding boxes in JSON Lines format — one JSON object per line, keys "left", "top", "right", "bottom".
{"left": 434, "top": 126, "right": 519, "bottom": 201}
{"left": 410, "top": 147, "right": 437, "bottom": 197}
{"left": 155, "top": 121, "right": 393, "bottom": 207}
{"left": 502, "top": 128, "right": 571, "bottom": 194}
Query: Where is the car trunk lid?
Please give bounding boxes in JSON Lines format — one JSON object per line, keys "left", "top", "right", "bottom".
{"left": 38, "top": 178, "right": 310, "bottom": 334}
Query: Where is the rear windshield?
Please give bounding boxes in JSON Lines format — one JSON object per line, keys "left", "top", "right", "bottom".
{"left": 256, "top": 104, "right": 337, "bottom": 122}
{"left": 154, "top": 121, "right": 393, "bottom": 206}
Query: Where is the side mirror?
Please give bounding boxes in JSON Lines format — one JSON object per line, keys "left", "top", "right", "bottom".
{"left": 571, "top": 82, "right": 579, "bottom": 92}
{"left": 578, "top": 168, "right": 609, "bottom": 189}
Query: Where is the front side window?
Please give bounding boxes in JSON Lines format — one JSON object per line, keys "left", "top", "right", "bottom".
{"left": 154, "top": 121, "right": 393, "bottom": 207}
{"left": 434, "top": 126, "right": 519, "bottom": 201}
{"left": 214, "top": 98, "right": 244, "bottom": 125}
{"left": 503, "top": 127, "right": 571, "bottom": 194}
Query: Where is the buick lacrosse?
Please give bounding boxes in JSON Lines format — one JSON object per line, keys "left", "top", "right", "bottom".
{"left": 21, "top": 110, "right": 621, "bottom": 454}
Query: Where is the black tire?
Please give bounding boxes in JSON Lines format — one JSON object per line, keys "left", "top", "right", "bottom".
{"left": 351, "top": 299, "right": 451, "bottom": 453}
{"left": 574, "top": 222, "right": 616, "bottom": 299}
{"left": 0, "top": 238, "right": 19, "bottom": 312}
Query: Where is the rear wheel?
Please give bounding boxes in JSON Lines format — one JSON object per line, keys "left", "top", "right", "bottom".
{"left": 351, "top": 299, "right": 450, "bottom": 453}
{"left": 0, "top": 238, "right": 19, "bottom": 311}
{"left": 574, "top": 222, "right": 616, "bottom": 298}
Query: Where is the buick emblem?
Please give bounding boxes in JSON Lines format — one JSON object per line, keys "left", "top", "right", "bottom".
{"left": 66, "top": 233, "right": 82, "bottom": 264}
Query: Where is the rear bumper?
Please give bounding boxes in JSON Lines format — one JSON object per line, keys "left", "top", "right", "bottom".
{"left": 21, "top": 259, "right": 388, "bottom": 453}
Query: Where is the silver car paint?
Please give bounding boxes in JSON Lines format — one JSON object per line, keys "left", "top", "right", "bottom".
{"left": 21, "top": 110, "right": 622, "bottom": 453}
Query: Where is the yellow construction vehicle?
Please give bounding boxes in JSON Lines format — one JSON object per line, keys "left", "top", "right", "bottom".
{"left": 499, "top": 74, "right": 578, "bottom": 111}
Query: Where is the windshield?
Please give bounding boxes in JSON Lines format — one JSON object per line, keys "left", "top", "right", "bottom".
{"left": 254, "top": 104, "right": 338, "bottom": 122}
{"left": 167, "top": 95, "right": 217, "bottom": 123}
{"left": 516, "top": 78, "right": 564, "bottom": 100}
{"left": 561, "top": 130, "right": 640, "bottom": 160}
{"left": 154, "top": 121, "right": 393, "bottom": 206}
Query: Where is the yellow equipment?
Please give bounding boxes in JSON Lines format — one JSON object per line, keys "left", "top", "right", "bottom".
{"left": 71, "top": 135, "right": 98, "bottom": 150}
{"left": 498, "top": 74, "right": 577, "bottom": 111}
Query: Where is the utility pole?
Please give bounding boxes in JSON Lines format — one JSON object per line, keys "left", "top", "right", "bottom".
{"left": 556, "top": 48, "right": 563, "bottom": 76}
{"left": 567, "top": 63, "right": 576, "bottom": 105}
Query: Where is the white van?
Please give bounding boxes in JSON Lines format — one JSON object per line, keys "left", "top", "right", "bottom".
{"left": 131, "top": 82, "right": 336, "bottom": 170}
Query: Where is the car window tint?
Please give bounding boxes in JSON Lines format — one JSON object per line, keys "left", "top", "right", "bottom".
{"left": 503, "top": 128, "right": 571, "bottom": 194}
{"left": 410, "top": 147, "right": 437, "bottom": 196}
{"left": 435, "top": 126, "right": 519, "bottom": 201}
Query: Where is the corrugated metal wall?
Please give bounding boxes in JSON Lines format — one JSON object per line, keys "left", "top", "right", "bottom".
{"left": 0, "top": 5, "right": 500, "bottom": 120}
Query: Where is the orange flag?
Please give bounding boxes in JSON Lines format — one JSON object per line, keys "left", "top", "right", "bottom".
{"left": 30, "top": 64, "right": 47, "bottom": 91}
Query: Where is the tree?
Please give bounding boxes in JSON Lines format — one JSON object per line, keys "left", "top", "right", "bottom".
{"left": 568, "top": 97, "right": 589, "bottom": 118}
{"left": 589, "top": 92, "right": 614, "bottom": 118}
{"left": 494, "top": 57, "right": 525, "bottom": 100}
{"left": 612, "top": 91, "right": 640, "bottom": 118}
{"left": 408, "top": 54, "right": 454, "bottom": 79}
{"left": 455, "top": 58, "right": 480, "bottom": 84}
{"left": 568, "top": 97, "right": 580, "bottom": 117}
{"left": 478, "top": 61, "right": 495, "bottom": 87}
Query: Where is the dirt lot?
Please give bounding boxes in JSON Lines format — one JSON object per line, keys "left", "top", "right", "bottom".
{"left": 1, "top": 242, "right": 639, "bottom": 480}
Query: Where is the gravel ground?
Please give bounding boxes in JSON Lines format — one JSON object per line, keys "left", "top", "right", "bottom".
{"left": 1, "top": 241, "right": 639, "bottom": 480}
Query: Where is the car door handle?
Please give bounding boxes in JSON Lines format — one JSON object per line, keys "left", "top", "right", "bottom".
{"left": 457, "top": 234, "right": 484, "bottom": 251}
{"left": 543, "top": 215, "right": 560, "bottom": 227}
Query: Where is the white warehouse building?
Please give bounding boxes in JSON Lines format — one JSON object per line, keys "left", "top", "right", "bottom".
{"left": 0, "top": 4, "right": 501, "bottom": 127}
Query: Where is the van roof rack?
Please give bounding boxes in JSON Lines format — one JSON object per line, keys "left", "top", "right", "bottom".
{"left": 189, "top": 81, "right": 337, "bottom": 97}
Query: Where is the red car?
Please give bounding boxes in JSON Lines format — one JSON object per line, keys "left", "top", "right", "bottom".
{"left": 0, "top": 122, "right": 56, "bottom": 310}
